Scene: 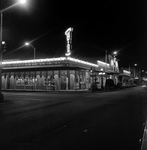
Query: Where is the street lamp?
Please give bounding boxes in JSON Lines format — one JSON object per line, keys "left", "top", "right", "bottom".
{"left": 0, "top": 0, "right": 26, "bottom": 101}
{"left": 113, "top": 51, "right": 117, "bottom": 57}
{"left": 134, "top": 64, "right": 137, "bottom": 78}
{"left": 25, "top": 42, "right": 36, "bottom": 60}
{"left": 1, "top": 41, "right": 6, "bottom": 53}
{"left": 99, "top": 68, "right": 105, "bottom": 90}
{"left": 142, "top": 70, "right": 145, "bottom": 80}
{"left": 20, "top": 0, "right": 26, "bottom": 3}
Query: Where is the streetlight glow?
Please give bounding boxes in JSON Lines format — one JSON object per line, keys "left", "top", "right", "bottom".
{"left": 25, "top": 42, "right": 36, "bottom": 60}
{"left": 113, "top": 51, "right": 117, "bottom": 55}
{"left": 0, "top": 0, "right": 27, "bottom": 101}
{"left": 19, "top": 0, "right": 26, "bottom": 3}
{"left": 25, "top": 42, "right": 29, "bottom": 46}
{"left": 2, "top": 41, "right": 5, "bottom": 44}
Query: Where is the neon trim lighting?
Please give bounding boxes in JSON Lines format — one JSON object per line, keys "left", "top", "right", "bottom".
{"left": 67, "top": 57, "right": 98, "bottom": 67}
{"left": 65, "top": 52, "right": 71, "bottom": 57}
{"left": 97, "top": 60, "right": 109, "bottom": 66}
{"left": 123, "top": 70, "right": 131, "bottom": 74}
{"left": 2, "top": 57, "right": 98, "bottom": 67}
{"left": 2, "top": 57, "right": 66, "bottom": 65}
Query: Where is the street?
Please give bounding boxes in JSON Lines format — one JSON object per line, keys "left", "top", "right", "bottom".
{"left": 1, "top": 86, "right": 147, "bottom": 150}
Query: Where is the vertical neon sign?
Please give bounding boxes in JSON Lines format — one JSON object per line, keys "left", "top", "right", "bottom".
{"left": 65, "top": 27, "right": 73, "bottom": 57}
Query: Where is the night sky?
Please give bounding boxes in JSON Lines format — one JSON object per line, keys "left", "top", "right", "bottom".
{"left": 2, "top": 0, "right": 147, "bottom": 70}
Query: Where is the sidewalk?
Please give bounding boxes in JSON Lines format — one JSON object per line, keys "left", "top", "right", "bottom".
{"left": 3, "top": 84, "right": 141, "bottom": 93}
{"left": 2, "top": 88, "right": 119, "bottom": 93}
{"left": 141, "top": 118, "right": 147, "bottom": 150}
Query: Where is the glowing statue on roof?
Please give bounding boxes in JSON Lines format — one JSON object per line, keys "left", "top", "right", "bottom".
{"left": 65, "top": 27, "right": 73, "bottom": 57}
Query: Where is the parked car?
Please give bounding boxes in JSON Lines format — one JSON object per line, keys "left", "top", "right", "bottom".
{"left": 121, "top": 82, "right": 126, "bottom": 88}
{"left": 121, "top": 82, "right": 130, "bottom": 88}
{"left": 129, "top": 83, "right": 136, "bottom": 87}
{"left": 116, "top": 83, "right": 125, "bottom": 89}
{"left": 125, "top": 82, "right": 131, "bottom": 88}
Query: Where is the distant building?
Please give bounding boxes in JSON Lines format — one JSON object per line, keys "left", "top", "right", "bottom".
{"left": 123, "top": 67, "right": 142, "bottom": 84}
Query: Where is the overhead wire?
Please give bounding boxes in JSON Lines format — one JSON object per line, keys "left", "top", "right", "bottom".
{"left": 4, "top": 26, "right": 59, "bottom": 56}
{"left": 74, "top": 31, "right": 107, "bottom": 52}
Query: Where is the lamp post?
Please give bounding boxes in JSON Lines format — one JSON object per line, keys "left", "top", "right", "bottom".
{"left": 25, "top": 42, "right": 36, "bottom": 60}
{"left": 112, "top": 51, "right": 118, "bottom": 73}
{"left": 134, "top": 64, "right": 137, "bottom": 78}
{"left": 113, "top": 51, "right": 117, "bottom": 57}
{"left": 99, "top": 68, "right": 105, "bottom": 90}
{"left": 0, "top": 0, "right": 26, "bottom": 101}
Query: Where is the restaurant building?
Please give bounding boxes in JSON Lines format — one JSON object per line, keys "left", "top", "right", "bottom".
{"left": 1, "top": 27, "right": 130, "bottom": 91}
{"left": 1, "top": 56, "right": 120, "bottom": 91}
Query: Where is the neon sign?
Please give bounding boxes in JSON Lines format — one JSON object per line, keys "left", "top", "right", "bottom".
{"left": 65, "top": 27, "right": 73, "bottom": 56}
{"left": 2, "top": 57, "right": 98, "bottom": 67}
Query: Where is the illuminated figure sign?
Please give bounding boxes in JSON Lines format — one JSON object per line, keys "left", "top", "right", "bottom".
{"left": 108, "top": 55, "right": 119, "bottom": 72}
{"left": 65, "top": 27, "right": 73, "bottom": 56}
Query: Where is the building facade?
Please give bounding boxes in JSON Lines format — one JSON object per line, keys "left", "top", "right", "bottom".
{"left": 2, "top": 56, "right": 121, "bottom": 91}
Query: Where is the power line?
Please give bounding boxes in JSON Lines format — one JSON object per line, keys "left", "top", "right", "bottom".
{"left": 75, "top": 31, "right": 107, "bottom": 52}
{"left": 4, "top": 26, "right": 59, "bottom": 56}
{"left": 117, "top": 38, "right": 140, "bottom": 52}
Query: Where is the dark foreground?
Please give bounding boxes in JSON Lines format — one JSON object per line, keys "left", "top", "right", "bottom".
{"left": 1, "top": 86, "right": 147, "bottom": 150}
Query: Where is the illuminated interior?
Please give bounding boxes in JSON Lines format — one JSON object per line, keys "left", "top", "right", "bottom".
{"left": 1, "top": 56, "right": 131, "bottom": 91}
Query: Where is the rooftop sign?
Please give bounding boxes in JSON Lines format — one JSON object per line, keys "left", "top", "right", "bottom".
{"left": 65, "top": 27, "right": 73, "bottom": 57}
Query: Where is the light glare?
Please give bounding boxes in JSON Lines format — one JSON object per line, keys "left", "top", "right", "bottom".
{"left": 20, "top": 0, "right": 26, "bottom": 3}
{"left": 2, "top": 41, "right": 5, "bottom": 44}
{"left": 113, "top": 51, "right": 117, "bottom": 55}
{"left": 25, "top": 42, "right": 29, "bottom": 46}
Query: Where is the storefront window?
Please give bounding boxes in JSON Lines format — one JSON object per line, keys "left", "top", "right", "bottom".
{"left": 76, "top": 75, "right": 79, "bottom": 83}
{"left": 28, "top": 77, "right": 37, "bottom": 86}
{"left": 24, "top": 77, "right": 29, "bottom": 85}
{"left": 44, "top": 76, "right": 55, "bottom": 86}
{"left": 61, "top": 76, "right": 66, "bottom": 90}
{"left": 16, "top": 78, "right": 24, "bottom": 85}
{"left": 16, "top": 76, "right": 37, "bottom": 86}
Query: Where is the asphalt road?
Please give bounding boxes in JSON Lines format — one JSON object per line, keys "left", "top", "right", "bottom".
{"left": 1, "top": 86, "right": 147, "bottom": 150}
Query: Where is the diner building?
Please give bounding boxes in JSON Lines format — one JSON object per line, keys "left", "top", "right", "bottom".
{"left": 1, "top": 56, "right": 121, "bottom": 91}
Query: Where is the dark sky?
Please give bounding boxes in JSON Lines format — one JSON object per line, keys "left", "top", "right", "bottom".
{"left": 2, "top": 0, "right": 147, "bottom": 70}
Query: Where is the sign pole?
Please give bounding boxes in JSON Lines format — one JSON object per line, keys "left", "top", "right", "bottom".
{"left": 65, "top": 27, "right": 73, "bottom": 57}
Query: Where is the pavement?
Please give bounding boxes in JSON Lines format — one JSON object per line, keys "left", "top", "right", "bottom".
{"left": 0, "top": 85, "right": 147, "bottom": 150}
{"left": 2, "top": 86, "right": 125, "bottom": 93}
{"left": 141, "top": 118, "right": 147, "bottom": 150}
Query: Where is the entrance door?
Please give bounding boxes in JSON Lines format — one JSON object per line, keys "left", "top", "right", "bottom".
{"left": 70, "top": 74, "right": 75, "bottom": 90}
{"left": 60, "top": 76, "right": 66, "bottom": 90}
{"left": 6, "top": 76, "right": 10, "bottom": 89}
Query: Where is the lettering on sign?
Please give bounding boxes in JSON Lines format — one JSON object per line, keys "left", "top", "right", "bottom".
{"left": 65, "top": 27, "right": 73, "bottom": 56}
